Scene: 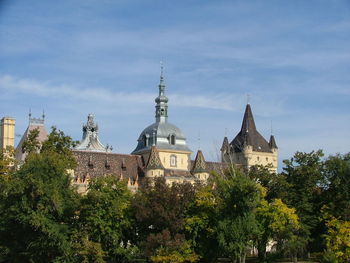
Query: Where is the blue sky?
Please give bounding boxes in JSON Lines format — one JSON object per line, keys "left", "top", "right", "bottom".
{"left": 1, "top": 0, "right": 349, "bottom": 170}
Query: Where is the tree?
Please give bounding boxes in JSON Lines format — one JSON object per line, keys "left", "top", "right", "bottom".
{"left": 77, "top": 175, "right": 135, "bottom": 262}
{"left": 323, "top": 153, "right": 350, "bottom": 220}
{"left": 255, "top": 198, "right": 300, "bottom": 262}
{"left": 132, "top": 178, "right": 197, "bottom": 262}
{"left": 0, "top": 127, "right": 79, "bottom": 262}
{"left": 215, "top": 170, "right": 263, "bottom": 263}
{"left": 281, "top": 150, "right": 325, "bottom": 253}
{"left": 323, "top": 216, "right": 350, "bottom": 263}
{"left": 185, "top": 184, "right": 218, "bottom": 262}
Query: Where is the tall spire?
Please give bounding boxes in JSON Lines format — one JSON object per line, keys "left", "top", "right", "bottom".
{"left": 155, "top": 62, "right": 168, "bottom": 123}
{"left": 240, "top": 104, "right": 257, "bottom": 134}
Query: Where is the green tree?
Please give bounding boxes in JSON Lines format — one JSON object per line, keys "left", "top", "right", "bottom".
{"left": 132, "top": 178, "right": 197, "bottom": 262}
{"left": 255, "top": 198, "right": 300, "bottom": 262}
{"left": 323, "top": 153, "right": 350, "bottom": 220}
{"left": 0, "top": 127, "right": 79, "bottom": 262}
{"left": 215, "top": 170, "right": 263, "bottom": 263}
{"left": 185, "top": 184, "right": 218, "bottom": 262}
{"left": 323, "top": 216, "right": 350, "bottom": 263}
{"left": 77, "top": 175, "right": 135, "bottom": 262}
{"left": 281, "top": 150, "right": 325, "bottom": 253}
{"left": 21, "top": 128, "right": 40, "bottom": 155}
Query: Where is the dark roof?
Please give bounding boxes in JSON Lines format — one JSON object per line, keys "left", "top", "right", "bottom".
{"left": 230, "top": 104, "right": 272, "bottom": 153}
{"left": 191, "top": 150, "right": 207, "bottom": 174}
{"left": 145, "top": 146, "right": 164, "bottom": 170}
{"left": 269, "top": 135, "right": 278, "bottom": 149}
{"left": 73, "top": 150, "right": 144, "bottom": 182}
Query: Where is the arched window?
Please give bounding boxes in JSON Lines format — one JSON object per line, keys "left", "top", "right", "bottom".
{"left": 170, "top": 155, "right": 177, "bottom": 167}
{"left": 170, "top": 134, "right": 176, "bottom": 145}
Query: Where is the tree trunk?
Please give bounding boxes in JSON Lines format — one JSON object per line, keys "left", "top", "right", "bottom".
{"left": 240, "top": 251, "right": 246, "bottom": 263}
{"left": 257, "top": 239, "right": 267, "bottom": 262}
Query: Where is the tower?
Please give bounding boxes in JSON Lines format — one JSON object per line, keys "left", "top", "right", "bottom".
{"left": 0, "top": 117, "right": 15, "bottom": 150}
{"left": 75, "top": 114, "right": 111, "bottom": 152}
{"left": 221, "top": 103, "right": 278, "bottom": 172}
{"left": 132, "top": 66, "right": 193, "bottom": 183}
{"left": 15, "top": 112, "right": 48, "bottom": 162}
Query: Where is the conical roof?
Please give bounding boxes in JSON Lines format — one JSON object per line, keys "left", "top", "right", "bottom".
{"left": 221, "top": 136, "right": 230, "bottom": 152}
{"left": 145, "top": 146, "right": 164, "bottom": 170}
{"left": 191, "top": 150, "right": 207, "bottom": 174}
{"left": 230, "top": 104, "right": 272, "bottom": 153}
{"left": 269, "top": 135, "right": 278, "bottom": 149}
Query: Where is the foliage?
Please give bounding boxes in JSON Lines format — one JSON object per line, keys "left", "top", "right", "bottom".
{"left": 0, "top": 128, "right": 80, "bottom": 262}
{"left": 323, "top": 153, "right": 350, "bottom": 220}
{"left": 255, "top": 198, "right": 300, "bottom": 261}
{"left": 21, "top": 128, "right": 40, "bottom": 154}
{"left": 323, "top": 216, "right": 350, "bottom": 263}
{"left": 132, "top": 178, "right": 197, "bottom": 261}
{"left": 77, "top": 175, "right": 134, "bottom": 262}
{"left": 185, "top": 184, "right": 218, "bottom": 262}
{"left": 281, "top": 150, "right": 325, "bottom": 253}
{"left": 215, "top": 171, "right": 263, "bottom": 262}
{"left": 151, "top": 240, "right": 198, "bottom": 263}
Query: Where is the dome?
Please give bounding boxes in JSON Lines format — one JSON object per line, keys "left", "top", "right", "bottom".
{"left": 132, "top": 121, "right": 192, "bottom": 154}
{"left": 132, "top": 68, "right": 192, "bottom": 154}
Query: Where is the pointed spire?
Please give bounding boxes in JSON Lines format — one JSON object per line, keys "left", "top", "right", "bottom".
{"left": 145, "top": 146, "right": 164, "bottom": 170}
{"left": 221, "top": 136, "right": 230, "bottom": 152}
{"left": 269, "top": 135, "right": 278, "bottom": 149}
{"left": 155, "top": 63, "right": 169, "bottom": 123}
{"left": 240, "top": 104, "right": 257, "bottom": 134}
{"left": 191, "top": 150, "right": 207, "bottom": 174}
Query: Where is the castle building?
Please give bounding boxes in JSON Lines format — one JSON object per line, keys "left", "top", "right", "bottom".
{"left": 0, "top": 117, "right": 15, "bottom": 150}
{"left": 10, "top": 70, "right": 276, "bottom": 192}
{"left": 71, "top": 69, "right": 221, "bottom": 192}
{"left": 15, "top": 113, "right": 48, "bottom": 162}
{"left": 221, "top": 103, "right": 278, "bottom": 172}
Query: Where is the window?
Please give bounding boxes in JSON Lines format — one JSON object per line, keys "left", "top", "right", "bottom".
{"left": 143, "top": 134, "right": 149, "bottom": 147}
{"left": 170, "top": 134, "right": 176, "bottom": 145}
{"left": 170, "top": 155, "right": 177, "bottom": 167}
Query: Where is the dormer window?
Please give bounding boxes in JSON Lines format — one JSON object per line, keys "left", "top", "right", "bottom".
{"left": 170, "top": 134, "right": 176, "bottom": 145}
{"left": 143, "top": 134, "right": 150, "bottom": 147}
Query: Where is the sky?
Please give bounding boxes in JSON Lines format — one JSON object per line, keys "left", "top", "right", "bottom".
{"left": 0, "top": 0, "right": 349, "bottom": 171}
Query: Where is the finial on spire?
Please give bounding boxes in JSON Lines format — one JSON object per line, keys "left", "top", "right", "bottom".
{"left": 198, "top": 132, "right": 201, "bottom": 150}
{"left": 29, "top": 108, "right": 32, "bottom": 119}
{"left": 160, "top": 61, "right": 164, "bottom": 79}
{"left": 247, "top": 94, "right": 251, "bottom": 105}
{"left": 225, "top": 128, "right": 228, "bottom": 137}
{"left": 270, "top": 120, "right": 273, "bottom": 135}
{"left": 42, "top": 110, "right": 45, "bottom": 120}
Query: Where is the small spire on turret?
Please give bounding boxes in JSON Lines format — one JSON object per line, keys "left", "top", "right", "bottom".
{"left": 42, "top": 110, "right": 45, "bottom": 121}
